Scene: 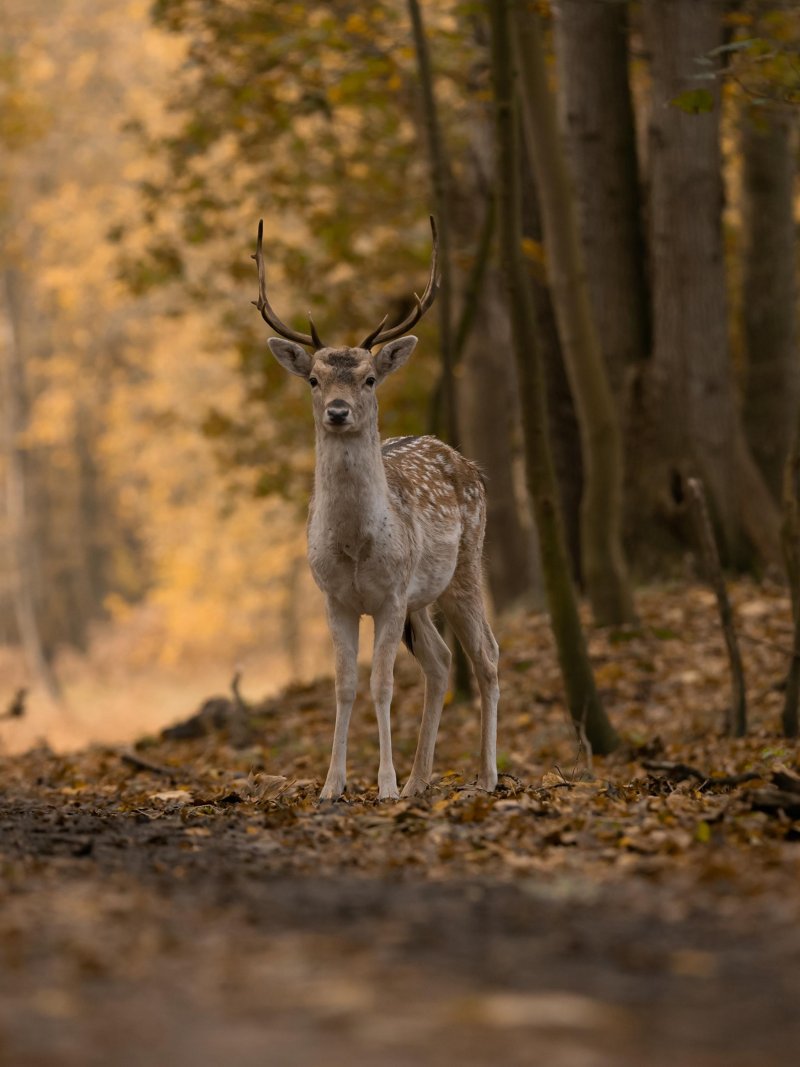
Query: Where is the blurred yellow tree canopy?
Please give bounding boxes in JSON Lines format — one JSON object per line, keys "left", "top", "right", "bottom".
{"left": 0, "top": 0, "right": 351, "bottom": 669}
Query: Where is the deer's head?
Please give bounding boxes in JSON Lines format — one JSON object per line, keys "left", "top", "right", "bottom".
{"left": 252, "top": 218, "right": 438, "bottom": 436}
{"left": 266, "top": 340, "right": 416, "bottom": 435}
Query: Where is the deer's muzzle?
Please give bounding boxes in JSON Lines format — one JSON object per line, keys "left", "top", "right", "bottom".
{"left": 324, "top": 400, "right": 352, "bottom": 428}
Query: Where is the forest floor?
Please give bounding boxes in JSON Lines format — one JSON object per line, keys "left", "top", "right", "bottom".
{"left": 1, "top": 580, "right": 800, "bottom": 1066}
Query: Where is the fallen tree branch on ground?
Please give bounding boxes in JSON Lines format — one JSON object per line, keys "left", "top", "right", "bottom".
{"left": 119, "top": 749, "right": 176, "bottom": 778}
{"left": 641, "top": 759, "right": 761, "bottom": 788}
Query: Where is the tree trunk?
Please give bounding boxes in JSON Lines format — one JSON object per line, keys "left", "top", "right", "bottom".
{"left": 408, "top": 0, "right": 471, "bottom": 694}
{"left": 781, "top": 406, "right": 800, "bottom": 737}
{"left": 449, "top": 87, "right": 542, "bottom": 614}
{"left": 0, "top": 269, "right": 63, "bottom": 702}
{"left": 642, "top": 0, "right": 781, "bottom": 569}
{"left": 553, "top": 0, "right": 649, "bottom": 407}
{"left": 510, "top": 2, "right": 635, "bottom": 626}
{"left": 459, "top": 265, "right": 541, "bottom": 612}
{"left": 488, "top": 0, "right": 619, "bottom": 755}
{"left": 741, "top": 103, "right": 798, "bottom": 502}
{"left": 74, "top": 405, "right": 110, "bottom": 637}
{"left": 520, "top": 139, "right": 583, "bottom": 584}
{"left": 552, "top": 0, "right": 651, "bottom": 561}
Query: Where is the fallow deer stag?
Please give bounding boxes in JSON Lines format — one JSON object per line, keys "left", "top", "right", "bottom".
{"left": 252, "top": 217, "right": 499, "bottom": 800}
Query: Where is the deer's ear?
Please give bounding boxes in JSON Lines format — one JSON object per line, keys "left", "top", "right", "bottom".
{"left": 373, "top": 336, "right": 418, "bottom": 383}
{"left": 268, "top": 338, "right": 314, "bottom": 379}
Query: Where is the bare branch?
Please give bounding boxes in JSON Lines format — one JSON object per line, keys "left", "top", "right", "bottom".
{"left": 0, "top": 687, "right": 26, "bottom": 721}
{"left": 641, "top": 760, "right": 760, "bottom": 788}
{"left": 119, "top": 749, "right": 176, "bottom": 779}
{"left": 686, "top": 476, "right": 747, "bottom": 738}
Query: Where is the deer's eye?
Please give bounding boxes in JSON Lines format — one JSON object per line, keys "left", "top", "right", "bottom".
{"left": 308, "top": 376, "right": 318, "bottom": 387}
{"left": 365, "top": 376, "right": 376, "bottom": 388}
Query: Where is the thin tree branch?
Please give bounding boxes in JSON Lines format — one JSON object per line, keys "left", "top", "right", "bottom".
{"left": 119, "top": 749, "right": 177, "bottom": 779}
{"left": 686, "top": 477, "right": 747, "bottom": 737}
{"left": 407, "top": 0, "right": 458, "bottom": 447}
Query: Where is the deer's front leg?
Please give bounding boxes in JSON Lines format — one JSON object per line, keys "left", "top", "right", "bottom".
{"left": 371, "top": 599, "right": 406, "bottom": 800}
{"left": 319, "top": 597, "right": 360, "bottom": 801}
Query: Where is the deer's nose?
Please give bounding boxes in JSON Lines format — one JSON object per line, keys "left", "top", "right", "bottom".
{"left": 325, "top": 400, "right": 351, "bottom": 425}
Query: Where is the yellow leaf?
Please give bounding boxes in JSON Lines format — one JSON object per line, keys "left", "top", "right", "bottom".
{"left": 542, "top": 770, "right": 567, "bottom": 788}
{"left": 695, "top": 820, "right": 711, "bottom": 843}
{"left": 345, "top": 14, "right": 369, "bottom": 35}
{"left": 521, "top": 237, "right": 545, "bottom": 265}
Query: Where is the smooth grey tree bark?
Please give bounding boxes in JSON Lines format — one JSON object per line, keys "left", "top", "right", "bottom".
{"left": 642, "top": 0, "right": 781, "bottom": 568}
{"left": 554, "top": 0, "right": 649, "bottom": 407}
{"left": 553, "top": 0, "right": 652, "bottom": 561}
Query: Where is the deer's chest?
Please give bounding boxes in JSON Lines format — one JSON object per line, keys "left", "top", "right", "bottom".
{"left": 307, "top": 519, "right": 411, "bottom": 615}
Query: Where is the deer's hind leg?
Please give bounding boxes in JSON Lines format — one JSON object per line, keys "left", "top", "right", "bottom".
{"left": 401, "top": 607, "right": 452, "bottom": 797}
{"left": 438, "top": 573, "right": 499, "bottom": 793}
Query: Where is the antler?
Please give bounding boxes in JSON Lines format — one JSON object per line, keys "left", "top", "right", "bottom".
{"left": 252, "top": 219, "right": 325, "bottom": 351}
{"left": 359, "top": 216, "right": 440, "bottom": 350}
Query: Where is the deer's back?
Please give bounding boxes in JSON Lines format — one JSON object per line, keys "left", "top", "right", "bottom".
{"left": 382, "top": 435, "right": 486, "bottom": 564}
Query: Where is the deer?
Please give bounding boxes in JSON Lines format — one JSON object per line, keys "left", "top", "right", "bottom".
{"left": 252, "top": 217, "right": 499, "bottom": 801}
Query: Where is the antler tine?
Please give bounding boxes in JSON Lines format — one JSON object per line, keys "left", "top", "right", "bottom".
{"left": 359, "top": 215, "right": 440, "bottom": 350}
{"left": 359, "top": 314, "right": 389, "bottom": 353}
{"left": 308, "top": 314, "right": 324, "bottom": 350}
{"left": 251, "top": 219, "right": 324, "bottom": 350}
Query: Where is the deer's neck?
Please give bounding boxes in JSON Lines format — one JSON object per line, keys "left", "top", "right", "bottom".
{"left": 312, "top": 424, "right": 389, "bottom": 554}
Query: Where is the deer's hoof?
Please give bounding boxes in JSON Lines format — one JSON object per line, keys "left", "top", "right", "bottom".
{"left": 319, "top": 778, "right": 347, "bottom": 802}
{"left": 401, "top": 775, "right": 429, "bottom": 798}
{"left": 477, "top": 771, "right": 498, "bottom": 793}
{"left": 377, "top": 771, "right": 399, "bottom": 801}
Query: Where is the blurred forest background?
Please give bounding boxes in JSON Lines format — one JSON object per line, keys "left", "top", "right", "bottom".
{"left": 1, "top": 0, "right": 799, "bottom": 750}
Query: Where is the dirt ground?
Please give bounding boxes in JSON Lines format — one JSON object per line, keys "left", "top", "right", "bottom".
{"left": 1, "top": 582, "right": 799, "bottom": 1066}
